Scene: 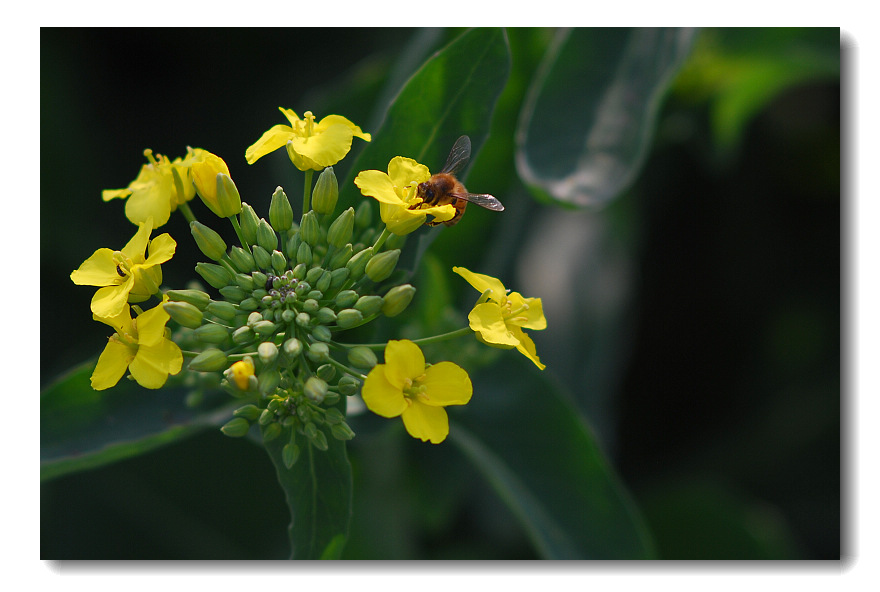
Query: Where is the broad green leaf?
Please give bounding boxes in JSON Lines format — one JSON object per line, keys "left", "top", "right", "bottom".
{"left": 338, "top": 27, "right": 511, "bottom": 274}
{"left": 262, "top": 410, "right": 353, "bottom": 560}
{"left": 41, "top": 360, "right": 236, "bottom": 481}
{"left": 450, "top": 358, "right": 655, "bottom": 559}
{"left": 516, "top": 27, "right": 696, "bottom": 208}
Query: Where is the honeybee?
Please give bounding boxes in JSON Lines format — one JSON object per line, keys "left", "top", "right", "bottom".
{"left": 412, "top": 135, "right": 504, "bottom": 227}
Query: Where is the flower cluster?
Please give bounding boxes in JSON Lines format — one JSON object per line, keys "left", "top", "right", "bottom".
{"left": 71, "top": 108, "right": 547, "bottom": 449}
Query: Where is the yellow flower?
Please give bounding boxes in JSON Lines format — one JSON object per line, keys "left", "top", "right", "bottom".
{"left": 103, "top": 147, "right": 209, "bottom": 227}
{"left": 245, "top": 108, "right": 371, "bottom": 171}
{"left": 361, "top": 340, "right": 472, "bottom": 444}
{"left": 90, "top": 298, "right": 183, "bottom": 391}
{"left": 354, "top": 156, "right": 456, "bottom": 235}
{"left": 229, "top": 358, "right": 255, "bottom": 390}
{"left": 190, "top": 151, "right": 242, "bottom": 218}
{"left": 70, "top": 218, "right": 176, "bottom": 319}
{"left": 452, "top": 266, "right": 547, "bottom": 370}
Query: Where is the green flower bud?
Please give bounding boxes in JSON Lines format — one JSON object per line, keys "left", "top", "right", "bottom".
{"left": 327, "top": 207, "right": 354, "bottom": 248}
{"left": 232, "top": 326, "right": 254, "bottom": 344}
{"left": 345, "top": 247, "right": 373, "bottom": 280}
{"left": 300, "top": 211, "right": 321, "bottom": 246}
{"left": 233, "top": 404, "right": 262, "bottom": 421}
{"left": 233, "top": 273, "right": 255, "bottom": 292}
{"left": 336, "top": 308, "right": 364, "bottom": 329}
{"left": 269, "top": 186, "right": 294, "bottom": 232}
{"left": 307, "top": 342, "right": 330, "bottom": 363}
{"left": 304, "top": 376, "right": 328, "bottom": 404}
{"left": 282, "top": 441, "right": 300, "bottom": 469}
{"left": 302, "top": 298, "right": 319, "bottom": 314}
{"left": 271, "top": 250, "right": 287, "bottom": 275}
{"left": 216, "top": 173, "right": 243, "bottom": 218}
{"left": 281, "top": 309, "right": 296, "bottom": 324}
{"left": 283, "top": 337, "right": 302, "bottom": 357}
{"left": 335, "top": 290, "right": 358, "bottom": 309}
{"left": 194, "top": 323, "right": 230, "bottom": 344}
{"left": 206, "top": 300, "right": 237, "bottom": 321}
{"left": 259, "top": 369, "right": 281, "bottom": 396}
{"left": 296, "top": 241, "right": 313, "bottom": 266}
{"left": 385, "top": 232, "right": 407, "bottom": 251}
{"left": 256, "top": 219, "right": 279, "bottom": 253}
{"left": 219, "top": 285, "right": 248, "bottom": 302}
{"left": 311, "top": 325, "right": 332, "bottom": 343}
{"left": 305, "top": 266, "right": 324, "bottom": 285}
{"left": 285, "top": 232, "right": 300, "bottom": 260}
{"left": 323, "top": 407, "right": 344, "bottom": 425}
{"left": 252, "top": 245, "right": 271, "bottom": 270}
{"left": 365, "top": 249, "right": 400, "bottom": 283}
{"left": 312, "top": 166, "right": 339, "bottom": 215}
{"left": 382, "top": 284, "right": 416, "bottom": 317}
{"left": 238, "top": 297, "right": 259, "bottom": 311}
{"left": 296, "top": 311, "right": 311, "bottom": 327}
{"left": 165, "top": 289, "right": 211, "bottom": 310}
{"left": 195, "top": 262, "right": 233, "bottom": 289}
{"left": 246, "top": 311, "right": 264, "bottom": 327}
{"left": 164, "top": 301, "right": 204, "bottom": 329}
{"left": 354, "top": 200, "right": 372, "bottom": 229}
{"left": 347, "top": 346, "right": 377, "bottom": 369}
{"left": 189, "top": 348, "right": 228, "bottom": 372}
{"left": 258, "top": 341, "right": 279, "bottom": 364}
{"left": 292, "top": 262, "right": 307, "bottom": 280}
{"left": 252, "top": 270, "right": 268, "bottom": 288}
{"left": 221, "top": 417, "right": 251, "bottom": 438}
{"left": 310, "top": 427, "right": 329, "bottom": 451}
{"left": 190, "top": 221, "right": 227, "bottom": 261}
{"left": 259, "top": 408, "right": 274, "bottom": 426}
{"left": 337, "top": 375, "right": 360, "bottom": 396}
{"left": 253, "top": 320, "right": 278, "bottom": 336}
{"left": 239, "top": 202, "right": 260, "bottom": 245}
{"left": 329, "top": 268, "right": 350, "bottom": 291}
{"left": 262, "top": 422, "right": 283, "bottom": 443}
{"left": 328, "top": 243, "right": 354, "bottom": 270}
{"left": 307, "top": 289, "right": 324, "bottom": 301}
{"left": 316, "top": 363, "right": 336, "bottom": 382}
{"left": 315, "top": 307, "right": 337, "bottom": 325}
{"left": 294, "top": 281, "right": 311, "bottom": 297}
{"left": 315, "top": 270, "right": 331, "bottom": 294}
{"left": 330, "top": 422, "right": 355, "bottom": 441}
{"left": 354, "top": 295, "right": 384, "bottom": 317}
{"left": 228, "top": 246, "right": 256, "bottom": 273}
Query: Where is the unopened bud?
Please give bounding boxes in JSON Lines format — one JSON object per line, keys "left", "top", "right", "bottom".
{"left": 327, "top": 207, "right": 354, "bottom": 248}
{"left": 221, "top": 417, "right": 251, "bottom": 438}
{"left": 269, "top": 186, "right": 294, "bottom": 232}
{"left": 262, "top": 422, "right": 283, "bottom": 442}
{"left": 233, "top": 273, "right": 255, "bottom": 292}
{"left": 194, "top": 323, "right": 229, "bottom": 344}
{"left": 306, "top": 342, "right": 330, "bottom": 363}
{"left": 328, "top": 243, "right": 354, "bottom": 270}
{"left": 258, "top": 369, "right": 281, "bottom": 396}
{"left": 365, "top": 249, "right": 400, "bottom": 282}
{"left": 233, "top": 403, "right": 261, "bottom": 421}
{"left": 336, "top": 308, "right": 364, "bottom": 330}
{"left": 283, "top": 338, "right": 302, "bottom": 357}
{"left": 195, "top": 262, "right": 233, "bottom": 289}
{"left": 165, "top": 289, "right": 211, "bottom": 310}
{"left": 189, "top": 348, "right": 228, "bottom": 372}
{"left": 312, "top": 166, "right": 339, "bottom": 215}
{"left": 256, "top": 219, "right": 279, "bottom": 253}
{"left": 300, "top": 211, "right": 320, "bottom": 246}
{"left": 296, "top": 241, "right": 312, "bottom": 266}
{"left": 258, "top": 341, "right": 279, "bottom": 364}
{"left": 345, "top": 247, "right": 373, "bottom": 280}
{"left": 382, "top": 284, "right": 416, "bottom": 317}
{"left": 311, "top": 325, "right": 332, "bottom": 342}
{"left": 219, "top": 285, "right": 247, "bottom": 303}
{"left": 337, "top": 375, "right": 360, "bottom": 396}
{"left": 354, "top": 200, "right": 373, "bottom": 229}
{"left": 253, "top": 320, "right": 278, "bottom": 337}
{"left": 304, "top": 376, "right": 328, "bottom": 404}
{"left": 282, "top": 442, "right": 300, "bottom": 469}
{"left": 252, "top": 245, "right": 271, "bottom": 270}
{"left": 335, "top": 290, "right": 358, "bottom": 309}
{"left": 190, "top": 221, "right": 227, "bottom": 261}
{"left": 354, "top": 295, "right": 384, "bottom": 317}
{"left": 239, "top": 202, "right": 260, "bottom": 245}
{"left": 164, "top": 301, "right": 204, "bottom": 329}
{"left": 228, "top": 246, "right": 255, "bottom": 273}
{"left": 206, "top": 300, "right": 237, "bottom": 321}
{"left": 330, "top": 422, "right": 355, "bottom": 441}
{"left": 347, "top": 346, "right": 377, "bottom": 369}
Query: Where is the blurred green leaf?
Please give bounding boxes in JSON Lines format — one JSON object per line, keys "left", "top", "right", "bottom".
{"left": 41, "top": 360, "right": 235, "bottom": 481}
{"left": 516, "top": 27, "right": 696, "bottom": 208}
{"left": 263, "top": 412, "right": 353, "bottom": 560}
{"left": 450, "top": 358, "right": 655, "bottom": 559}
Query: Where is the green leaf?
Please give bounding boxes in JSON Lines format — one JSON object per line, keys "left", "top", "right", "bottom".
{"left": 338, "top": 27, "right": 511, "bottom": 274}
{"left": 516, "top": 28, "right": 696, "bottom": 208}
{"left": 449, "top": 358, "right": 655, "bottom": 559}
{"left": 263, "top": 411, "right": 353, "bottom": 560}
{"left": 41, "top": 360, "right": 236, "bottom": 481}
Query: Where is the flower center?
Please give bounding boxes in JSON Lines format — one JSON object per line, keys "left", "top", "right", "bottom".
{"left": 402, "top": 374, "right": 429, "bottom": 402}
{"left": 112, "top": 251, "right": 133, "bottom": 278}
{"left": 302, "top": 111, "right": 316, "bottom": 140}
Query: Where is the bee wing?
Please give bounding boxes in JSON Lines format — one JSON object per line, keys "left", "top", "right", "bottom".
{"left": 453, "top": 192, "right": 505, "bottom": 211}
{"left": 440, "top": 135, "right": 471, "bottom": 175}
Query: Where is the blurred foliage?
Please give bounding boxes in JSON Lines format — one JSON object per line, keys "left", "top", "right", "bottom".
{"left": 41, "top": 27, "right": 839, "bottom": 559}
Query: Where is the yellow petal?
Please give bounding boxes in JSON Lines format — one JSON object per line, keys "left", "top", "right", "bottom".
{"left": 129, "top": 339, "right": 183, "bottom": 389}
{"left": 468, "top": 302, "right": 520, "bottom": 347}
{"left": 121, "top": 219, "right": 154, "bottom": 262}
{"left": 135, "top": 301, "right": 171, "bottom": 347}
{"left": 401, "top": 402, "right": 449, "bottom": 444}
{"left": 384, "top": 340, "right": 425, "bottom": 389}
{"left": 245, "top": 124, "right": 295, "bottom": 164}
{"left": 124, "top": 187, "right": 172, "bottom": 228}
{"left": 362, "top": 364, "right": 408, "bottom": 418}
{"left": 287, "top": 123, "right": 354, "bottom": 168}
{"left": 420, "top": 362, "right": 472, "bottom": 406}
{"left": 354, "top": 170, "right": 403, "bottom": 205}
{"left": 91, "top": 281, "right": 133, "bottom": 319}
{"left": 387, "top": 156, "right": 429, "bottom": 187}
{"left": 144, "top": 233, "right": 177, "bottom": 266}
{"left": 102, "top": 188, "right": 132, "bottom": 202}
{"left": 510, "top": 326, "right": 546, "bottom": 370}
{"left": 91, "top": 338, "right": 136, "bottom": 390}
{"left": 316, "top": 114, "right": 371, "bottom": 142}
{"left": 452, "top": 267, "right": 508, "bottom": 303}
{"left": 70, "top": 248, "right": 122, "bottom": 287}
{"left": 506, "top": 293, "right": 547, "bottom": 330}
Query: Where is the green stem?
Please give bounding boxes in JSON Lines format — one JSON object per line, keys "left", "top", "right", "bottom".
{"left": 229, "top": 215, "right": 250, "bottom": 252}
{"left": 178, "top": 202, "right": 197, "bottom": 224}
{"left": 303, "top": 169, "right": 315, "bottom": 215}
{"left": 338, "top": 326, "right": 474, "bottom": 350}
{"left": 323, "top": 355, "right": 367, "bottom": 382}
{"left": 372, "top": 226, "right": 392, "bottom": 253}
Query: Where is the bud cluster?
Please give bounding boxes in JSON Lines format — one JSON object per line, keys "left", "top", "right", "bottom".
{"left": 166, "top": 168, "right": 417, "bottom": 465}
